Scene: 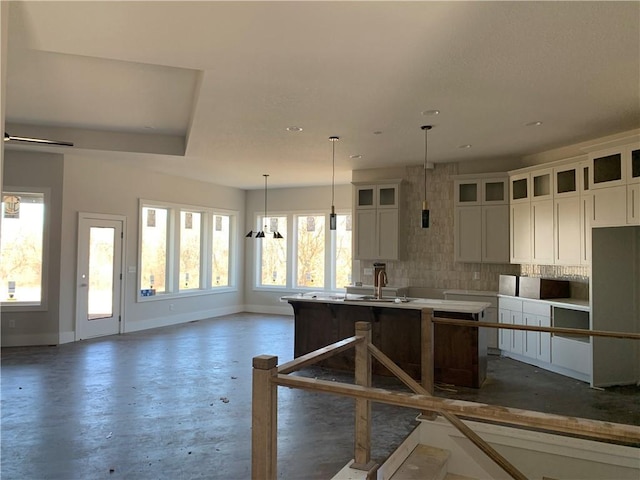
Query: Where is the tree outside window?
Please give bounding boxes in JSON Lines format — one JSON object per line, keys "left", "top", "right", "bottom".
{"left": 212, "top": 215, "right": 230, "bottom": 287}
{"left": 334, "top": 214, "right": 352, "bottom": 289}
{"left": 296, "top": 215, "right": 325, "bottom": 288}
{"left": 0, "top": 192, "right": 45, "bottom": 303}
{"left": 260, "top": 216, "right": 287, "bottom": 286}
{"left": 180, "top": 211, "right": 201, "bottom": 290}
{"left": 140, "top": 207, "right": 168, "bottom": 293}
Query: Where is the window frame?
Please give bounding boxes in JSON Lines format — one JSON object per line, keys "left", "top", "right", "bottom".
{"left": 252, "top": 209, "right": 352, "bottom": 292}
{"left": 138, "top": 199, "right": 238, "bottom": 302}
{"left": 0, "top": 187, "right": 50, "bottom": 312}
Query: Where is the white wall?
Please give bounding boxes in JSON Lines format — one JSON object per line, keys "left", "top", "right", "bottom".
{"left": 243, "top": 183, "right": 352, "bottom": 313}
{"left": 57, "top": 153, "right": 246, "bottom": 342}
{"left": 1, "top": 151, "right": 64, "bottom": 346}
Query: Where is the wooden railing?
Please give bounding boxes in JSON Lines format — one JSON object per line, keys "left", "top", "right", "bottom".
{"left": 252, "top": 309, "right": 640, "bottom": 480}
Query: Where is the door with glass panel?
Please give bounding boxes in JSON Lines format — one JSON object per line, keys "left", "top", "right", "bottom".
{"left": 76, "top": 214, "right": 125, "bottom": 340}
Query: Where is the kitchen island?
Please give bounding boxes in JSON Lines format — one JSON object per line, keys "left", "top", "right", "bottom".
{"left": 281, "top": 294, "right": 490, "bottom": 388}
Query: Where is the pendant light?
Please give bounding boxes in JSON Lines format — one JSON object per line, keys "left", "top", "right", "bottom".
{"left": 329, "top": 136, "right": 340, "bottom": 230}
{"left": 246, "top": 174, "right": 284, "bottom": 239}
{"left": 421, "top": 125, "right": 432, "bottom": 229}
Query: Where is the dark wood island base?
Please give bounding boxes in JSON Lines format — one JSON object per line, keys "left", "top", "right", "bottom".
{"left": 288, "top": 300, "right": 487, "bottom": 388}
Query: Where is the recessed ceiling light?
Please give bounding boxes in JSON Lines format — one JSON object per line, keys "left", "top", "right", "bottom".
{"left": 525, "top": 121, "right": 543, "bottom": 127}
{"left": 373, "top": 131, "right": 383, "bottom": 135}
{"left": 421, "top": 109, "right": 440, "bottom": 116}
{"left": 350, "top": 154, "right": 362, "bottom": 159}
{"left": 286, "top": 126, "right": 303, "bottom": 132}
{"left": 458, "top": 144, "right": 472, "bottom": 149}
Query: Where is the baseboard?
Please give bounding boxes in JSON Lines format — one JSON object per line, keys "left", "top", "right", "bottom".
{"left": 1, "top": 332, "right": 59, "bottom": 347}
{"left": 124, "top": 305, "right": 244, "bottom": 333}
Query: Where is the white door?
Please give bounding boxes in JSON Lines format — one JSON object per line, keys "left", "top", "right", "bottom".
{"left": 76, "top": 213, "right": 125, "bottom": 340}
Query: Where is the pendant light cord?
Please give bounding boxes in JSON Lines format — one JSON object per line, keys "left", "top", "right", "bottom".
{"left": 424, "top": 127, "right": 428, "bottom": 204}
{"left": 263, "top": 174, "right": 268, "bottom": 228}
{"left": 331, "top": 140, "right": 335, "bottom": 206}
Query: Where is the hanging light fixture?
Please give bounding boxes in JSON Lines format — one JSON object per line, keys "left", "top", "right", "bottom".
{"left": 421, "top": 125, "right": 433, "bottom": 229}
{"left": 329, "top": 136, "right": 340, "bottom": 230}
{"left": 246, "top": 174, "right": 284, "bottom": 239}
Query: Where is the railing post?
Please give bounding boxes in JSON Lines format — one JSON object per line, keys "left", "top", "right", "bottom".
{"left": 252, "top": 355, "right": 278, "bottom": 480}
{"left": 352, "top": 321, "right": 376, "bottom": 473}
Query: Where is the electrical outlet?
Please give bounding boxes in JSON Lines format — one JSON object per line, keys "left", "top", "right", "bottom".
{"left": 364, "top": 268, "right": 373, "bottom": 275}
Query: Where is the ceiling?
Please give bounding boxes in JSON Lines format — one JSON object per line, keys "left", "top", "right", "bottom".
{"left": 4, "top": 1, "right": 640, "bottom": 190}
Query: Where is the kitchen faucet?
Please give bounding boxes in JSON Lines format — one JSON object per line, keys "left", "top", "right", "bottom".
{"left": 375, "top": 270, "right": 388, "bottom": 299}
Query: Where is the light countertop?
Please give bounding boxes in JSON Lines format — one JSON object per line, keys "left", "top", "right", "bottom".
{"left": 497, "top": 294, "right": 590, "bottom": 312}
{"left": 281, "top": 293, "right": 490, "bottom": 315}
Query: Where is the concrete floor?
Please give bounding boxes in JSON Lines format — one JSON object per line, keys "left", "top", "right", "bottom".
{"left": 2, "top": 313, "right": 638, "bottom": 480}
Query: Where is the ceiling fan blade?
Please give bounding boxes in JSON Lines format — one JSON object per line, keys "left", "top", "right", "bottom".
{"left": 4, "top": 132, "right": 74, "bottom": 147}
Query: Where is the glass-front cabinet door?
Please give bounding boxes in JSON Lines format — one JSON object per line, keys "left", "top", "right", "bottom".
{"left": 531, "top": 168, "right": 553, "bottom": 201}
{"left": 482, "top": 178, "right": 508, "bottom": 204}
{"left": 510, "top": 172, "right": 529, "bottom": 204}
{"left": 629, "top": 147, "right": 640, "bottom": 185}
{"left": 355, "top": 186, "right": 375, "bottom": 209}
{"left": 454, "top": 180, "right": 479, "bottom": 206}
{"left": 589, "top": 146, "right": 627, "bottom": 189}
{"left": 377, "top": 185, "right": 398, "bottom": 209}
{"left": 554, "top": 163, "right": 579, "bottom": 198}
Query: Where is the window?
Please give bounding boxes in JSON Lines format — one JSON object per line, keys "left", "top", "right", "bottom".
{"left": 296, "top": 215, "right": 325, "bottom": 288}
{"left": 140, "top": 207, "right": 168, "bottom": 293}
{"left": 139, "top": 201, "right": 236, "bottom": 299}
{"left": 259, "top": 216, "right": 288, "bottom": 287}
{"left": 333, "top": 214, "right": 352, "bottom": 289}
{"left": 255, "top": 211, "right": 351, "bottom": 291}
{"left": 0, "top": 191, "right": 46, "bottom": 305}
{"left": 179, "top": 211, "right": 201, "bottom": 291}
{"left": 212, "top": 215, "right": 231, "bottom": 287}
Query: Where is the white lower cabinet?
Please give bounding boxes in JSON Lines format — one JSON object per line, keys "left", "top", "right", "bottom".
{"left": 523, "top": 302, "right": 551, "bottom": 363}
{"left": 499, "top": 296, "right": 590, "bottom": 383}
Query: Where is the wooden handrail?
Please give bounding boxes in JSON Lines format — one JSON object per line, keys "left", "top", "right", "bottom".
{"left": 278, "top": 336, "right": 363, "bottom": 374}
{"left": 433, "top": 317, "right": 640, "bottom": 340}
{"left": 369, "top": 341, "right": 528, "bottom": 479}
{"left": 272, "top": 374, "right": 640, "bottom": 446}
{"left": 253, "top": 314, "right": 640, "bottom": 479}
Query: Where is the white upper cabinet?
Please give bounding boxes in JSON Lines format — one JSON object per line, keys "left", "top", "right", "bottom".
{"left": 510, "top": 172, "right": 530, "bottom": 204}
{"left": 531, "top": 168, "right": 554, "bottom": 202}
{"left": 353, "top": 181, "right": 402, "bottom": 260}
{"left": 355, "top": 184, "right": 399, "bottom": 209}
{"left": 630, "top": 147, "right": 640, "bottom": 185}
{"left": 454, "top": 174, "right": 509, "bottom": 263}
{"left": 589, "top": 146, "right": 627, "bottom": 190}
{"left": 586, "top": 142, "right": 639, "bottom": 227}
{"left": 554, "top": 163, "right": 580, "bottom": 198}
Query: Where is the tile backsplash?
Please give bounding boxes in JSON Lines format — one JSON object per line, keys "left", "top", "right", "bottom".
{"left": 354, "top": 163, "right": 589, "bottom": 300}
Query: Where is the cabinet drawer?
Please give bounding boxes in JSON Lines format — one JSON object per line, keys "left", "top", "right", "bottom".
{"left": 551, "top": 336, "right": 591, "bottom": 375}
{"left": 522, "top": 300, "right": 551, "bottom": 317}
{"left": 499, "top": 297, "right": 522, "bottom": 312}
